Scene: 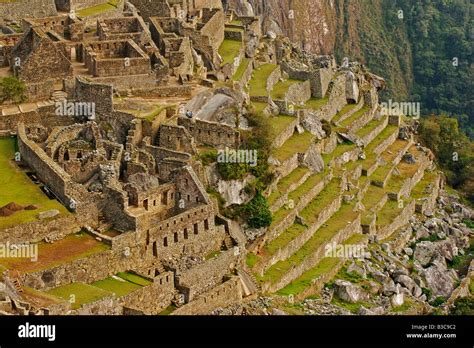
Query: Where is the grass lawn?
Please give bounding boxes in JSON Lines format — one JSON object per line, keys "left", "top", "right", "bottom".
{"left": 92, "top": 276, "right": 142, "bottom": 297}
{"left": 0, "top": 231, "right": 109, "bottom": 273}
{"left": 268, "top": 167, "right": 309, "bottom": 206}
{"left": 356, "top": 116, "right": 387, "bottom": 139}
{"left": 301, "top": 97, "right": 329, "bottom": 111}
{"left": 116, "top": 272, "right": 152, "bottom": 286}
{"left": 364, "top": 125, "right": 399, "bottom": 154}
{"left": 265, "top": 223, "right": 307, "bottom": 255}
{"left": 260, "top": 202, "right": 358, "bottom": 285}
{"left": 0, "top": 138, "right": 69, "bottom": 229}
{"left": 299, "top": 179, "right": 341, "bottom": 224}
{"left": 246, "top": 253, "right": 260, "bottom": 268}
{"left": 232, "top": 57, "right": 251, "bottom": 81}
{"left": 46, "top": 282, "right": 112, "bottom": 310}
{"left": 411, "top": 171, "right": 438, "bottom": 199}
{"left": 271, "top": 79, "right": 301, "bottom": 100}
{"left": 362, "top": 185, "right": 386, "bottom": 212}
{"left": 272, "top": 131, "right": 314, "bottom": 163}
{"left": 277, "top": 233, "right": 366, "bottom": 296}
{"left": 288, "top": 170, "right": 326, "bottom": 204}
{"left": 332, "top": 104, "right": 357, "bottom": 124}
{"left": 218, "top": 39, "right": 242, "bottom": 66}
{"left": 340, "top": 106, "right": 370, "bottom": 128}
{"left": 249, "top": 64, "right": 278, "bottom": 97}
{"left": 269, "top": 115, "right": 296, "bottom": 139}
{"left": 77, "top": 0, "right": 120, "bottom": 17}
{"left": 159, "top": 304, "right": 177, "bottom": 315}
{"left": 376, "top": 199, "right": 406, "bottom": 227}
{"left": 22, "top": 286, "right": 65, "bottom": 308}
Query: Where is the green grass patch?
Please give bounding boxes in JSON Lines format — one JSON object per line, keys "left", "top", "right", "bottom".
{"left": 268, "top": 167, "right": 309, "bottom": 206}
{"left": 77, "top": 0, "right": 120, "bottom": 17}
{"left": 249, "top": 64, "right": 277, "bottom": 97}
{"left": 265, "top": 223, "right": 307, "bottom": 255}
{"left": 92, "top": 277, "right": 142, "bottom": 297}
{"left": 340, "top": 106, "right": 370, "bottom": 128}
{"left": 356, "top": 116, "right": 387, "bottom": 139}
{"left": 301, "top": 97, "right": 329, "bottom": 111}
{"left": 332, "top": 103, "right": 357, "bottom": 124}
{"left": 246, "top": 253, "right": 260, "bottom": 268}
{"left": 260, "top": 202, "right": 358, "bottom": 285}
{"left": 232, "top": 57, "right": 251, "bottom": 82}
{"left": 116, "top": 272, "right": 152, "bottom": 287}
{"left": 46, "top": 283, "right": 111, "bottom": 310}
{"left": 0, "top": 138, "right": 69, "bottom": 229}
{"left": 299, "top": 179, "right": 341, "bottom": 224}
{"left": 269, "top": 115, "right": 296, "bottom": 139}
{"left": 376, "top": 199, "right": 407, "bottom": 227}
{"left": 159, "top": 304, "right": 177, "bottom": 315}
{"left": 271, "top": 79, "right": 301, "bottom": 100}
{"left": 272, "top": 131, "right": 314, "bottom": 163}
{"left": 218, "top": 39, "right": 242, "bottom": 66}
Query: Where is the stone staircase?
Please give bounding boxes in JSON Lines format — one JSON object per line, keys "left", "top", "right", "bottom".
{"left": 50, "top": 90, "right": 68, "bottom": 103}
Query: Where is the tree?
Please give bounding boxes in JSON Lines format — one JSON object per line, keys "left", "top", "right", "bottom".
{"left": 242, "top": 192, "right": 272, "bottom": 229}
{"left": 0, "top": 77, "right": 27, "bottom": 104}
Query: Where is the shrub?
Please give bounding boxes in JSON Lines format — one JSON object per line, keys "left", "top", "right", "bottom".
{"left": 431, "top": 296, "right": 446, "bottom": 307}
{"left": 0, "top": 77, "right": 27, "bottom": 104}
{"left": 450, "top": 297, "right": 474, "bottom": 315}
{"left": 241, "top": 191, "right": 272, "bottom": 228}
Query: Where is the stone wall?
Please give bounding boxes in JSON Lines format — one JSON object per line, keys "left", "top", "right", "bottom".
{"left": 256, "top": 194, "right": 342, "bottom": 276}
{"left": 177, "top": 117, "right": 240, "bottom": 148}
{"left": 271, "top": 117, "right": 298, "bottom": 149}
{"left": 74, "top": 77, "right": 113, "bottom": 115}
{"left": 176, "top": 249, "right": 238, "bottom": 301}
{"left": 377, "top": 200, "right": 416, "bottom": 240}
{"left": 172, "top": 276, "right": 242, "bottom": 315}
{"left": 120, "top": 271, "right": 175, "bottom": 314}
{"left": 129, "top": 0, "right": 172, "bottom": 22}
{"left": 264, "top": 214, "right": 361, "bottom": 293}
{"left": 359, "top": 116, "right": 388, "bottom": 147}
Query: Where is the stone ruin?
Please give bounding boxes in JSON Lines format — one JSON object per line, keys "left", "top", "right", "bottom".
{"left": 0, "top": 0, "right": 471, "bottom": 317}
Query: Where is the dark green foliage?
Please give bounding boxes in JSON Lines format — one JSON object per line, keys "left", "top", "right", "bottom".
{"left": 418, "top": 116, "right": 474, "bottom": 203}
{"left": 216, "top": 162, "right": 249, "bottom": 181}
{"left": 450, "top": 297, "right": 474, "bottom": 315}
{"left": 0, "top": 77, "right": 27, "bottom": 104}
{"left": 241, "top": 191, "right": 272, "bottom": 228}
{"left": 431, "top": 296, "right": 447, "bottom": 307}
{"left": 422, "top": 287, "right": 432, "bottom": 301}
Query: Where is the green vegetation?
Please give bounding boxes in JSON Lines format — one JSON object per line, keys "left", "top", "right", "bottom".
{"left": 271, "top": 79, "right": 301, "bottom": 100}
{"left": 450, "top": 297, "right": 474, "bottom": 315}
{"left": 260, "top": 202, "right": 358, "bottom": 284}
{"left": 46, "top": 283, "right": 111, "bottom": 310}
{"left": 356, "top": 116, "right": 387, "bottom": 139}
{"left": 218, "top": 39, "right": 242, "bottom": 66}
{"left": 92, "top": 277, "right": 142, "bottom": 297}
{"left": 269, "top": 115, "right": 296, "bottom": 140}
{"left": 268, "top": 167, "right": 309, "bottom": 206}
{"left": 431, "top": 296, "right": 447, "bottom": 308}
{"left": 232, "top": 57, "right": 250, "bottom": 81}
{"left": 0, "top": 138, "right": 69, "bottom": 229}
{"left": 272, "top": 132, "right": 314, "bottom": 163}
{"left": 77, "top": 0, "right": 120, "bottom": 17}
{"left": 339, "top": 106, "right": 370, "bottom": 129}
{"left": 241, "top": 192, "right": 272, "bottom": 229}
{"left": 0, "top": 77, "right": 26, "bottom": 104}
{"left": 246, "top": 253, "right": 260, "bottom": 268}
{"left": 419, "top": 116, "right": 474, "bottom": 204}
{"left": 116, "top": 272, "right": 152, "bottom": 286}
{"left": 249, "top": 64, "right": 277, "bottom": 97}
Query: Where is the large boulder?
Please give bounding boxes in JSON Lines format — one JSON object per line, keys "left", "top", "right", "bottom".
{"left": 334, "top": 280, "right": 368, "bottom": 303}
{"left": 301, "top": 112, "right": 326, "bottom": 139}
{"left": 422, "top": 262, "right": 457, "bottom": 298}
{"left": 414, "top": 241, "right": 437, "bottom": 266}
